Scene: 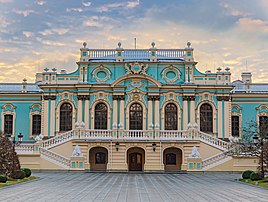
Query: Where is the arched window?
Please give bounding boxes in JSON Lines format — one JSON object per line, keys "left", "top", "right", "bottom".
{"left": 129, "top": 103, "right": 143, "bottom": 130}
{"left": 200, "top": 103, "right": 213, "bottom": 133}
{"left": 231, "top": 116, "right": 239, "bottom": 137}
{"left": 60, "top": 103, "right": 73, "bottom": 132}
{"left": 94, "top": 103, "right": 108, "bottom": 129}
{"left": 259, "top": 116, "right": 268, "bottom": 136}
{"left": 165, "top": 103, "right": 178, "bottom": 130}
{"left": 32, "top": 115, "right": 41, "bottom": 135}
{"left": 4, "top": 114, "right": 13, "bottom": 135}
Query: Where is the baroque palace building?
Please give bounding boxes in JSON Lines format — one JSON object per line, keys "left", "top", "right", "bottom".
{"left": 0, "top": 42, "right": 264, "bottom": 171}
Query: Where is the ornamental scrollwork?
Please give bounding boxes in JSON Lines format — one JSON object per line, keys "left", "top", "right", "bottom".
{"left": 92, "top": 64, "right": 111, "bottom": 82}
{"left": 125, "top": 62, "right": 148, "bottom": 75}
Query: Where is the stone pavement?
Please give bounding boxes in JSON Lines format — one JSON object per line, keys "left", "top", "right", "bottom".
{"left": 0, "top": 172, "right": 267, "bottom": 202}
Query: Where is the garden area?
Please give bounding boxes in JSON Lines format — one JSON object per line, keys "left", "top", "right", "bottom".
{"left": 240, "top": 170, "right": 268, "bottom": 189}
{"left": 0, "top": 135, "right": 37, "bottom": 188}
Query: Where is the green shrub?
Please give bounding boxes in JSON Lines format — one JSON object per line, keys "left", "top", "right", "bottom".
{"left": 21, "top": 168, "right": 31, "bottom": 178}
{"left": 242, "top": 170, "right": 254, "bottom": 179}
{"left": 250, "top": 172, "right": 263, "bottom": 181}
{"left": 0, "top": 175, "right": 7, "bottom": 183}
{"left": 11, "top": 170, "right": 26, "bottom": 179}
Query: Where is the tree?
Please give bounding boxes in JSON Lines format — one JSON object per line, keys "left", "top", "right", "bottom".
{"left": 230, "top": 120, "right": 268, "bottom": 176}
{"left": 0, "top": 135, "right": 21, "bottom": 177}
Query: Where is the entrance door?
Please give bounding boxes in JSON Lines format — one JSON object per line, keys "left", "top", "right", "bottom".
{"left": 129, "top": 152, "right": 142, "bottom": 171}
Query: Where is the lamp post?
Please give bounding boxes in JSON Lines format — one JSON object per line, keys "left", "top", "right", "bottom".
{"left": 7, "top": 133, "right": 23, "bottom": 145}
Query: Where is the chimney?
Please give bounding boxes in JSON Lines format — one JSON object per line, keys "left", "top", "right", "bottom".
{"left": 241, "top": 72, "right": 252, "bottom": 83}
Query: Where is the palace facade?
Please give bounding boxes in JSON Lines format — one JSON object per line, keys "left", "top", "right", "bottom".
{"left": 1, "top": 42, "right": 264, "bottom": 171}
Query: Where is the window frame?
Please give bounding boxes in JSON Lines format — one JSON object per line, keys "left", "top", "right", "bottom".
{"left": 129, "top": 103, "right": 143, "bottom": 130}
{"left": 94, "top": 103, "right": 108, "bottom": 130}
{"left": 60, "top": 103, "right": 73, "bottom": 132}
{"left": 200, "top": 103, "right": 213, "bottom": 133}
{"left": 165, "top": 103, "right": 178, "bottom": 130}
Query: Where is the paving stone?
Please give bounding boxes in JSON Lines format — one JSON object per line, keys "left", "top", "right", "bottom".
{"left": 0, "top": 172, "right": 267, "bottom": 202}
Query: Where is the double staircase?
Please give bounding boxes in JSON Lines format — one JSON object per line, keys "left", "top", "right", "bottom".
{"left": 16, "top": 129, "right": 232, "bottom": 170}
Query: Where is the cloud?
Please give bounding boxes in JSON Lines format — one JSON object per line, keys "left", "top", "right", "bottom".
{"left": 0, "top": 16, "right": 9, "bottom": 28}
{"left": 96, "top": 1, "right": 140, "bottom": 12}
{"left": 237, "top": 17, "right": 268, "bottom": 32}
{"left": 40, "top": 40, "right": 66, "bottom": 46}
{"left": 66, "top": 8, "right": 83, "bottom": 12}
{"left": 83, "top": 20, "right": 101, "bottom": 27}
{"left": 14, "top": 9, "right": 37, "bottom": 17}
{"left": 35, "top": 0, "right": 46, "bottom": 6}
{"left": 82, "top": 1, "right": 91, "bottom": 7}
{"left": 23, "top": 31, "right": 33, "bottom": 38}
{"left": 39, "top": 28, "right": 69, "bottom": 36}
{"left": 0, "top": 0, "right": 12, "bottom": 3}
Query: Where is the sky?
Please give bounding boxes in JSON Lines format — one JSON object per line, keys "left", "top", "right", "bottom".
{"left": 0, "top": 0, "right": 268, "bottom": 83}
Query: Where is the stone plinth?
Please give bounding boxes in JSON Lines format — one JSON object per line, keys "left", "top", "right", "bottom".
{"left": 70, "top": 156, "right": 85, "bottom": 170}
{"left": 187, "top": 157, "right": 202, "bottom": 171}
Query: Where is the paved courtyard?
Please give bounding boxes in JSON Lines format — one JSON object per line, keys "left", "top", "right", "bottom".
{"left": 0, "top": 172, "right": 267, "bottom": 202}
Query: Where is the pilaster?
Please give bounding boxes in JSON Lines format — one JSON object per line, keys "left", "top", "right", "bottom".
{"left": 182, "top": 96, "right": 188, "bottom": 130}
{"left": 50, "top": 97, "right": 56, "bottom": 137}
{"left": 217, "top": 96, "right": 230, "bottom": 139}
{"left": 84, "top": 97, "right": 90, "bottom": 129}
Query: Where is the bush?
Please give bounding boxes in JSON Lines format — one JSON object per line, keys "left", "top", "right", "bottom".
{"left": 250, "top": 172, "right": 263, "bottom": 181}
{"left": 0, "top": 175, "right": 7, "bottom": 183}
{"left": 11, "top": 170, "right": 26, "bottom": 179}
{"left": 21, "top": 168, "right": 31, "bottom": 178}
{"left": 242, "top": 170, "right": 254, "bottom": 179}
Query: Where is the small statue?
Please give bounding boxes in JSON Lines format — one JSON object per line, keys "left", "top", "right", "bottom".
{"left": 72, "top": 145, "right": 82, "bottom": 157}
{"left": 34, "top": 134, "right": 44, "bottom": 142}
{"left": 189, "top": 146, "right": 200, "bottom": 158}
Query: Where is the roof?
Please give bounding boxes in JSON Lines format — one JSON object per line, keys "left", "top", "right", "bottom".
{"left": 232, "top": 82, "right": 268, "bottom": 93}
{"left": 0, "top": 83, "right": 42, "bottom": 93}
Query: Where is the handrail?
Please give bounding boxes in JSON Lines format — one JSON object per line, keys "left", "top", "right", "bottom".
{"left": 198, "top": 131, "right": 231, "bottom": 151}
{"left": 40, "top": 147, "right": 70, "bottom": 167}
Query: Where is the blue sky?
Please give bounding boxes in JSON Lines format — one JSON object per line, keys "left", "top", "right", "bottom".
{"left": 0, "top": 0, "right": 268, "bottom": 82}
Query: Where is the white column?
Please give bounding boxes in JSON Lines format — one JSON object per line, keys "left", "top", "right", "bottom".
{"left": 43, "top": 99, "right": 49, "bottom": 137}
{"left": 50, "top": 99, "right": 56, "bottom": 137}
{"left": 85, "top": 98, "right": 90, "bottom": 129}
{"left": 119, "top": 99, "right": 124, "bottom": 128}
{"left": 113, "top": 98, "right": 118, "bottom": 127}
{"left": 217, "top": 99, "right": 223, "bottom": 138}
{"left": 148, "top": 98, "right": 153, "bottom": 128}
{"left": 155, "top": 99, "right": 160, "bottom": 129}
{"left": 183, "top": 97, "right": 188, "bottom": 130}
{"left": 190, "top": 98, "right": 195, "bottom": 124}
{"left": 77, "top": 98, "right": 83, "bottom": 124}
{"left": 84, "top": 67, "right": 88, "bottom": 83}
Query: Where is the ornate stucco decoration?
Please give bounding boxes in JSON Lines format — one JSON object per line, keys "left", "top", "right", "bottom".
{"left": 127, "top": 79, "right": 144, "bottom": 89}
{"left": 1, "top": 103, "right": 16, "bottom": 112}
{"left": 92, "top": 64, "right": 111, "bottom": 82}
{"left": 161, "top": 92, "right": 181, "bottom": 109}
{"left": 30, "top": 104, "right": 42, "bottom": 113}
{"left": 125, "top": 89, "right": 147, "bottom": 108}
{"left": 125, "top": 62, "right": 148, "bottom": 75}
{"left": 90, "top": 91, "right": 112, "bottom": 109}
{"left": 56, "top": 91, "right": 77, "bottom": 108}
{"left": 161, "top": 65, "right": 181, "bottom": 83}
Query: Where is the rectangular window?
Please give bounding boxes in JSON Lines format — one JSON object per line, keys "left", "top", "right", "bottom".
{"left": 231, "top": 116, "right": 239, "bottom": 137}
{"left": 4, "top": 114, "right": 13, "bottom": 135}
{"left": 32, "top": 115, "right": 41, "bottom": 135}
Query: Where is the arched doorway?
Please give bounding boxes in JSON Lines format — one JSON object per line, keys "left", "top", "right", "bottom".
{"left": 200, "top": 103, "right": 213, "bottom": 133}
{"left": 163, "top": 147, "right": 182, "bottom": 171}
{"left": 89, "top": 147, "right": 108, "bottom": 171}
{"left": 127, "top": 147, "right": 145, "bottom": 171}
{"left": 129, "top": 103, "right": 143, "bottom": 130}
{"left": 60, "top": 103, "right": 73, "bottom": 132}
